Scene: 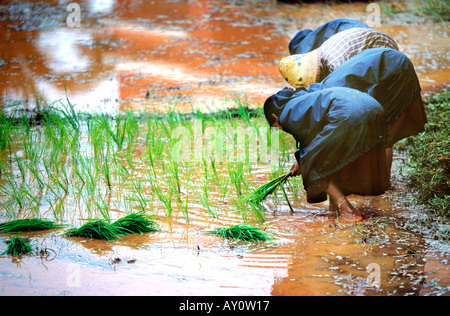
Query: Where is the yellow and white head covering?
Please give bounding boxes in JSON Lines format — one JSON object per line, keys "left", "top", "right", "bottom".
{"left": 278, "top": 49, "right": 321, "bottom": 89}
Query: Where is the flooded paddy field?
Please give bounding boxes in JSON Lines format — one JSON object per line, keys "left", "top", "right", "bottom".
{"left": 0, "top": 103, "right": 448, "bottom": 296}
{"left": 0, "top": 0, "right": 449, "bottom": 296}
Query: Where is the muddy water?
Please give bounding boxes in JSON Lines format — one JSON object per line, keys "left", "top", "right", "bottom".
{"left": 0, "top": 149, "right": 449, "bottom": 296}
{"left": 0, "top": 0, "right": 449, "bottom": 296}
{"left": 0, "top": 0, "right": 448, "bottom": 113}
{"left": 0, "top": 186, "right": 449, "bottom": 296}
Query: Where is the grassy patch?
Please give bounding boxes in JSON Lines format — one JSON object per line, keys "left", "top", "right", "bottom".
{"left": 417, "top": 0, "right": 450, "bottom": 22}
{"left": 64, "top": 212, "right": 159, "bottom": 240}
{"left": 396, "top": 90, "right": 449, "bottom": 231}
{"left": 0, "top": 95, "right": 293, "bottom": 226}
{"left": 245, "top": 172, "right": 291, "bottom": 205}
{"left": 209, "top": 224, "right": 273, "bottom": 242}
{"left": 3, "top": 236, "right": 33, "bottom": 256}
{"left": 0, "top": 218, "right": 62, "bottom": 233}
{"left": 111, "top": 212, "right": 159, "bottom": 235}
{"left": 65, "top": 219, "right": 120, "bottom": 240}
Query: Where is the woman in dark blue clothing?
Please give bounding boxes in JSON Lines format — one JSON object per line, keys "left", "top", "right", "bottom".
{"left": 306, "top": 47, "right": 427, "bottom": 176}
{"left": 264, "top": 87, "right": 388, "bottom": 223}
{"left": 288, "top": 18, "right": 371, "bottom": 55}
{"left": 265, "top": 20, "right": 427, "bottom": 222}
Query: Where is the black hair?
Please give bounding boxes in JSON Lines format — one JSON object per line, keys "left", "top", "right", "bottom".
{"left": 263, "top": 95, "right": 282, "bottom": 127}
{"left": 263, "top": 87, "right": 296, "bottom": 127}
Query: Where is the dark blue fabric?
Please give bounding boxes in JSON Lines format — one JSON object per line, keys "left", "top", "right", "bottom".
{"left": 306, "top": 48, "right": 422, "bottom": 124}
{"left": 289, "top": 18, "right": 371, "bottom": 55}
{"left": 275, "top": 87, "right": 386, "bottom": 188}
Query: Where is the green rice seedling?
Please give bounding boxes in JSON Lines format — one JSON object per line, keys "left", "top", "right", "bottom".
{"left": 111, "top": 212, "right": 159, "bottom": 235}
{"left": 178, "top": 193, "right": 189, "bottom": 221}
{"left": 208, "top": 224, "right": 273, "bottom": 242}
{"left": 101, "top": 154, "right": 112, "bottom": 190}
{"left": 55, "top": 92, "right": 81, "bottom": 133}
{"left": 65, "top": 219, "right": 120, "bottom": 240}
{"left": 245, "top": 172, "right": 291, "bottom": 205}
{"left": 130, "top": 180, "right": 150, "bottom": 213}
{"left": 0, "top": 177, "right": 27, "bottom": 209}
{"left": 169, "top": 161, "right": 181, "bottom": 194}
{"left": 286, "top": 176, "right": 305, "bottom": 201}
{"left": 3, "top": 236, "right": 33, "bottom": 256}
{"left": 227, "top": 162, "right": 244, "bottom": 196}
{"left": 97, "top": 114, "right": 127, "bottom": 150}
{"left": 279, "top": 184, "right": 294, "bottom": 213}
{"left": 149, "top": 177, "right": 174, "bottom": 217}
{"left": 13, "top": 154, "right": 26, "bottom": 182}
{"left": 0, "top": 114, "right": 12, "bottom": 152}
{"left": 0, "top": 218, "right": 61, "bottom": 233}
{"left": 48, "top": 193, "right": 68, "bottom": 221}
{"left": 125, "top": 150, "right": 135, "bottom": 171}
{"left": 24, "top": 160, "right": 44, "bottom": 190}
{"left": 187, "top": 169, "right": 218, "bottom": 219}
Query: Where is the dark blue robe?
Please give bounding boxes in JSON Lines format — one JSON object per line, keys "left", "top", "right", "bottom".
{"left": 269, "top": 87, "right": 386, "bottom": 200}
{"left": 289, "top": 18, "right": 371, "bottom": 55}
{"left": 307, "top": 48, "right": 422, "bottom": 125}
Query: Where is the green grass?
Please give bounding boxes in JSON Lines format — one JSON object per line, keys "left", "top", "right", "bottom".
{"left": 3, "top": 236, "right": 33, "bottom": 256}
{"left": 64, "top": 212, "right": 159, "bottom": 240}
{"left": 0, "top": 218, "right": 62, "bottom": 233}
{"left": 65, "top": 219, "right": 120, "bottom": 240}
{"left": 396, "top": 90, "right": 449, "bottom": 236}
{"left": 417, "top": 0, "right": 450, "bottom": 21}
{"left": 245, "top": 172, "right": 291, "bottom": 205}
{"left": 209, "top": 224, "right": 273, "bottom": 242}
{"left": 111, "top": 212, "right": 159, "bottom": 235}
{"left": 0, "top": 94, "right": 294, "bottom": 229}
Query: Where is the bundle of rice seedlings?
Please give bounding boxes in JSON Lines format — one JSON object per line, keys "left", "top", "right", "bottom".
{"left": 0, "top": 218, "right": 62, "bottom": 233}
{"left": 245, "top": 173, "right": 290, "bottom": 204}
{"left": 209, "top": 224, "right": 273, "bottom": 242}
{"left": 65, "top": 220, "right": 120, "bottom": 241}
{"left": 3, "top": 237, "right": 33, "bottom": 256}
{"left": 111, "top": 212, "right": 159, "bottom": 235}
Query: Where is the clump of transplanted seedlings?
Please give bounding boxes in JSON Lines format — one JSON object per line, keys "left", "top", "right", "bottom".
{"left": 245, "top": 173, "right": 290, "bottom": 205}
{"left": 3, "top": 236, "right": 33, "bottom": 256}
{"left": 111, "top": 212, "right": 159, "bottom": 235}
{"left": 0, "top": 218, "right": 62, "bottom": 233}
{"left": 65, "top": 219, "right": 120, "bottom": 241}
{"left": 209, "top": 224, "right": 273, "bottom": 242}
{"left": 65, "top": 213, "right": 159, "bottom": 240}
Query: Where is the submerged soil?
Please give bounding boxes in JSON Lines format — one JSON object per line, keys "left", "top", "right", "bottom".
{"left": 0, "top": 0, "right": 448, "bottom": 296}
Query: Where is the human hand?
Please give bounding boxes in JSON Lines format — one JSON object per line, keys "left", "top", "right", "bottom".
{"left": 290, "top": 161, "right": 301, "bottom": 177}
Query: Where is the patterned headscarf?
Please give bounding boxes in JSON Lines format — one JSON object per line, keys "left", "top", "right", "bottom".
{"left": 278, "top": 49, "right": 321, "bottom": 89}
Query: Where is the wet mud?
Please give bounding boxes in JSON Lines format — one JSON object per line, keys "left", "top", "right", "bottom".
{"left": 0, "top": 0, "right": 449, "bottom": 296}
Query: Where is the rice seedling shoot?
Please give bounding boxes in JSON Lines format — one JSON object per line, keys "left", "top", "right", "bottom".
{"left": 3, "top": 236, "right": 33, "bottom": 256}
{"left": 209, "top": 224, "right": 273, "bottom": 242}
{"left": 0, "top": 219, "right": 62, "bottom": 233}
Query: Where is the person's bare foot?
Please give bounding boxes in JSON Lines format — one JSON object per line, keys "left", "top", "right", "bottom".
{"left": 337, "top": 199, "right": 363, "bottom": 223}
{"left": 325, "top": 182, "right": 363, "bottom": 223}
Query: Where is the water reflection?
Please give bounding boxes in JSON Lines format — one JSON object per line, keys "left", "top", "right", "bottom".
{"left": 88, "top": 0, "right": 116, "bottom": 14}
{"left": 0, "top": 0, "right": 447, "bottom": 113}
{"left": 37, "top": 28, "right": 92, "bottom": 73}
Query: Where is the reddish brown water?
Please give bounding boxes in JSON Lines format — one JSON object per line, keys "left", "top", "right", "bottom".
{"left": 0, "top": 0, "right": 448, "bottom": 296}
{"left": 0, "top": 186, "right": 449, "bottom": 296}
{"left": 0, "top": 0, "right": 448, "bottom": 113}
